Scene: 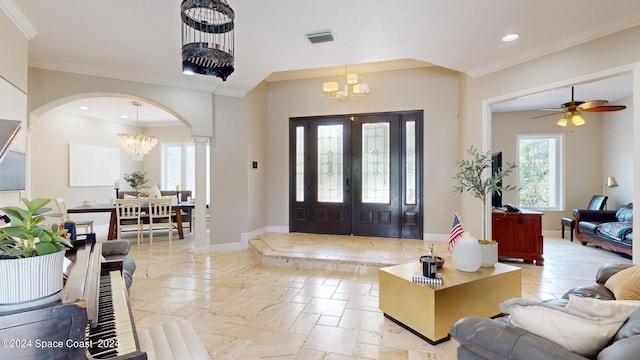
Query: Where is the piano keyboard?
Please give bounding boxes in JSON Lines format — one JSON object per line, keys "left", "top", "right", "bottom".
{"left": 86, "top": 270, "right": 141, "bottom": 359}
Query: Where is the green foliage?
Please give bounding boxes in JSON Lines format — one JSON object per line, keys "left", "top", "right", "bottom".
{"left": 453, "top": 146, "right": 518, "bottom": 239}
{"left": 518, "top": 139, "right": 550, "bottom": 207}
{"left": 123, "top": 171, "right": 148, "bottom": 192}
{"left": 0, "top": 198, "right": 71, "bottom": 258}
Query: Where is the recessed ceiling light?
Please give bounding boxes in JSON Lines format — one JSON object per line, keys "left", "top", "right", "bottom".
{"left": 79, "top": 106, "right": 89, "bottom": 110}
{"left": 121, "top": 115, "right": 129, "bottom": 119}
{"left": 502, "top": 33, "right": 519, "bottom": 42}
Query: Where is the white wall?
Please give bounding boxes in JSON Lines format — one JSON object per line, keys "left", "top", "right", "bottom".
{"left": 267, "top": 67, "right": 460, "bottom": 237}
{"left": 603, "top": 95, "right": 634, "bottom": 210}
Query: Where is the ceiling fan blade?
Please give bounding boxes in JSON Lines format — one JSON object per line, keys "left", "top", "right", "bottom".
{"left": 578, "top": 100, "right": 627, "bottom": 112}
{"left": 530, "top": 112, "right": 563, "bottom": 119}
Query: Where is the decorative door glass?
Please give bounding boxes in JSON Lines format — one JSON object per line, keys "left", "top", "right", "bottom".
{"left": 361, "top": 122, "right": 390, "bottom": 203}
{"left": 295, "top": 126, "right": 305, "bottom": 202}
{"left": 405, "top": 121, "right": 416, "bottom": 204}
{"left": 317, "top": 124, "right": 344, "bottom": 203}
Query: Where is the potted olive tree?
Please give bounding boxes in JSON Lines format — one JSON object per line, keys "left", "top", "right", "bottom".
{"left": 453, "top": 146, "right": 517, "bottom": 266}
{"left": 0, "top": 198, "right": 72, "bottom": 313}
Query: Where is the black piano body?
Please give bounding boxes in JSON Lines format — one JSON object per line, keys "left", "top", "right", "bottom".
{"left": 0, "top": 237, "right": 146, "bottom": 359}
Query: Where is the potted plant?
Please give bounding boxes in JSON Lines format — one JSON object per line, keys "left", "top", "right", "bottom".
{"left": 124, "top": 171, "right": 149, "bottom": 195}
{"left": 453, "top": 146, "right": 517, "bottom": 266}
{"left": 0, "top": 198, "right": 72, "bottom": 313}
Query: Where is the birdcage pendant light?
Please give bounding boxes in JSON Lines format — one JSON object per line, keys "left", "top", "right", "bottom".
{"left": 117, "top": 101, "right": 158, "bottom": 161}
{"left": 181, "top": 0, "right": 235, "bottom": 80}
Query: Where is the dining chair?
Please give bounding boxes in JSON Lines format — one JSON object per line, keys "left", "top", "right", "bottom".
{"left": 55, "top": 198, "right": 94, "bottom": 235}
{"left": 147, "top": 198, "right": 173, "bottom": 245}
{"left": 115, "top": 199, "right": 143, "bottom": 245}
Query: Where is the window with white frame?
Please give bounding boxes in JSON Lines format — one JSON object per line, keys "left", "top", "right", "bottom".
{"left": 517, "top": 134, "right": 563, "bottom": 211}
{"left": 162, "top": 143, "right": 210, "bottom": 204}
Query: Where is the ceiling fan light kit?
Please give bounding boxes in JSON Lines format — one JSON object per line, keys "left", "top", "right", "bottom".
{"left": 538, "top": 86, "right": 627, "bottom": 127}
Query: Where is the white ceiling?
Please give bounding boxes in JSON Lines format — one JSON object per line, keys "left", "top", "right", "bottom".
{"left": 7, "top": 0, "right": 640, "bottom": 123}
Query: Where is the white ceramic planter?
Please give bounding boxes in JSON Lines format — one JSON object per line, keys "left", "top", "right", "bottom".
{"left": 479, "top": 242, "right": 498, "bottom": 267}
{"left": 452, "top": 232, "right": 482, "bottom": 272}
{"left": 0, "top": 250, "right": 66, "bottom": 314}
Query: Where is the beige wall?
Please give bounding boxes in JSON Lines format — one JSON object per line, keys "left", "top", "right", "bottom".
{"left": 267, "top": 67, "right": 460, "bottom": 237}
{"left": 461, "top": 25, "right": 640, "bottom": 249}
{"left": 0, "top": 11, "right": 28, "bottom": 92}
{"left": 246, "top": 82, "right": 269, "bottom": 232}
{"left": 210, "top": 94, "right": 250, "bottom": 244}
{"left": 27, "top": 68, "right": 208, "bottom": 136}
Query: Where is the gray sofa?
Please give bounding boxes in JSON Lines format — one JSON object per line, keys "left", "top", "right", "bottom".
{"left": 450, "top": 264, "right": 640, "bottom": 360}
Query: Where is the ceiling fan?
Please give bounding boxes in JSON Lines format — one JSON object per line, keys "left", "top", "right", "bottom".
{"left": 534, "top": 86, "right": 627, "bottom": 127}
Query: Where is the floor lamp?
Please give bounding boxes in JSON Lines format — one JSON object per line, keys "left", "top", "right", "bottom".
{"left": 603, "top": 176, "right": 618, "bottom": 209}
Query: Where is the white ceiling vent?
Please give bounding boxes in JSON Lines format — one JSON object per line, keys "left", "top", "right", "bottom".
{"left": 306, "top": 31, "right": 334, "bottom": 44}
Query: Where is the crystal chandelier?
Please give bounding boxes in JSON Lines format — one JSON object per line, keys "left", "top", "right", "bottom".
{"left": 181, "top": 0, "right": 235, "bottom": 80}
{"left": 322, "top": 65, "right": 371, "bottom": 100}
{"left": 117, "top": 101, "right": 157, "bottom": 161}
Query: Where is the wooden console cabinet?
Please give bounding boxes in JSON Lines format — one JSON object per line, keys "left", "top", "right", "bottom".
{"left": 492, "top": 210, "right": 544, "bottom": 265}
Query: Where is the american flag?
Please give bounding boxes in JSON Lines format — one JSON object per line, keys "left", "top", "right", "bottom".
{"left": 448, "top": 213, "right": 464, "bottom": 251}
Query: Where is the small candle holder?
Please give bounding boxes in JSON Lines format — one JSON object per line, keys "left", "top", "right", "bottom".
{"left": 115, "top": 188, "right": 120, "bottom": 199}
{"left": 176, "top": 191, "right": 180, "bottom": 204}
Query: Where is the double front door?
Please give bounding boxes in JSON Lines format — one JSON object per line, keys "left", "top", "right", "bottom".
{"left": 289, "top": 110, "right": 423, "bottom": 239}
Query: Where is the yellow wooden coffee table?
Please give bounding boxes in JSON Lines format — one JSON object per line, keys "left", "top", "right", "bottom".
{"left": 379, "top": 259, "right": 521, "bottom": 344}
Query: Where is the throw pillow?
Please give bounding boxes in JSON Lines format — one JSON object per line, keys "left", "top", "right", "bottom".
{"left": 566, "top": 294, "right": 640, "bottom": 318}
{"left": 597, "top": 221, "right": 633, "bottom": 239}
{"left": 605, "top": 266, "right": 640, "bottom": 300}
{"left": 500, "top": 298, "right": 626, "bottom": 358}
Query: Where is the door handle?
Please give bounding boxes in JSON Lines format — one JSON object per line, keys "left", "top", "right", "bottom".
{"left": 346, "top": 178, "right": 351, "bottom": 192}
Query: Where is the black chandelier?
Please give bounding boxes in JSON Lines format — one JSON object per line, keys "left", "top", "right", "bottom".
{"left": 181, "top": 0, "right": 235, "bottom": 80}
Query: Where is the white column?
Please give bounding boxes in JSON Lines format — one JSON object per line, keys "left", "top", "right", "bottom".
{"left": 192, "top": 136, "right": 209, "bottom": 253}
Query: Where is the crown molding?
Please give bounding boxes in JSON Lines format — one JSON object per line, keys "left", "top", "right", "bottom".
{"left": 1, "top": 0, "right": 38, "bottom": 39}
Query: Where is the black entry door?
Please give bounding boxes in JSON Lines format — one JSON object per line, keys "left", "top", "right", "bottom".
{"left": 289, "top": 110, "right": 423, "bottom": 239}
{"left": 351, "top": 114, "right": 401, "bottom": 238}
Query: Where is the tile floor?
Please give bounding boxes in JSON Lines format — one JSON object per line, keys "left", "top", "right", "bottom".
{"left": 110, "top": 229, "right": 631, "bottom": 359}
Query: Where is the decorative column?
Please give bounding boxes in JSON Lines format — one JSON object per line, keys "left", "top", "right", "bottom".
{"left": 192, "top": 136, "right": 210, "bottom": 253}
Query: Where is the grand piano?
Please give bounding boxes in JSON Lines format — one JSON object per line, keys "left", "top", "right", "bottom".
{"left": 0, "top": 236, "right": 146, "bottom": 359}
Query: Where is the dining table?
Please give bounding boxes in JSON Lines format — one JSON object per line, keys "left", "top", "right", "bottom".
{"left": 67, "top": 202, "right": 194, "bottom": 240}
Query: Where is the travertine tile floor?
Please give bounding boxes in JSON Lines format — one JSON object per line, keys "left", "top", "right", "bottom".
{"left": 109, "top": 230, "right": 631, "bottom": 359}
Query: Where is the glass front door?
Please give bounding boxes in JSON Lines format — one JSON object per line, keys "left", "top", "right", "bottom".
{"left": 289, "top": 111, "right": 423, "bottom": 239}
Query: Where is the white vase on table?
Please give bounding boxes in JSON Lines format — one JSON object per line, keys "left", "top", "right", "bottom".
{"left": 452, "top": 232, "right": 482, "bottom": 272}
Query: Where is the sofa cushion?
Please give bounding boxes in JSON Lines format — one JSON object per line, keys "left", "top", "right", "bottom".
{"left": 501, "top": 298, "right": 626, "bottom": 358}
{"left": 566, "top": 294, "right": 640, "bottom": 318}
{"left": 605, "top": 266, "right": 640, "bottom": 300}
{"left": 597, "top": 221, "right": 633, "bottom": 240}
{"left": 616, "top": 203, "right": 633, "bottom": 222}
{"left": 614, "top": 308, "right": 640, "bottom": 341}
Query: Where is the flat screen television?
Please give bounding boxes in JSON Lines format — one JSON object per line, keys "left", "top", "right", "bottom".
{"left": 491, "top": 151, "right": 502, "bottom": 208}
